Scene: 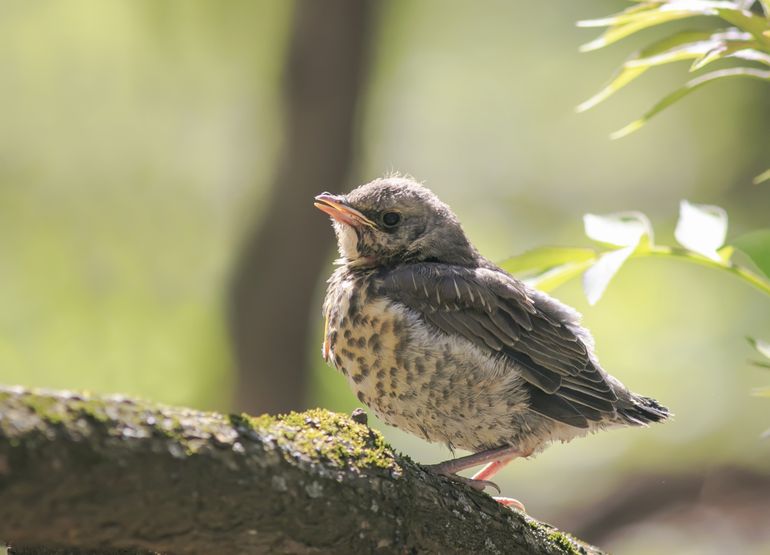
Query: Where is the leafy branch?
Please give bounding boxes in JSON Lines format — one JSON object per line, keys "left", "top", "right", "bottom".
{"left": 499, "top": 201, "right": 770, "bottom": 420}
{"left": 501, "top": 200, "right": 770, "bottom": 300}
{"left": 577, "top": 0, "right": 770, "bottom": 182}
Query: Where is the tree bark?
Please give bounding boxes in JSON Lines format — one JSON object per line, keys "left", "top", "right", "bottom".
{"left": 228, "top": 0, "right": 377, "bottom": 415}
{"left": 0, "top": 386, "right": 603, "bottom": 555}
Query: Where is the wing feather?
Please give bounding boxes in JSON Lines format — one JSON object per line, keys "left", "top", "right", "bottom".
{"left": 378, "top": 263, "right": 620, "bottom": 426}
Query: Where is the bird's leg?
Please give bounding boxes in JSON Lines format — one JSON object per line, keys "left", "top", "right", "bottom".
{"left": 472, "top": 451, "right": 531, "bottom": 511}
{"left": 425, "top": 445, "right": 523, "bottom": 494}
{"left": 426, "top": 445, "right": 529, "bottom": 511}
{"left": 427, "top": 445, "right": 522, "bottom": 476}
{"left": 472, "top": 450, "right": 531, "bottom": 510}
{"left": 471, "top": 454, "right": 518, "bottom": 481}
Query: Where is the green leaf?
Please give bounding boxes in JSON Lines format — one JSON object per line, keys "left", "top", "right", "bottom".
{"left": 577, "top": 2, "right": 663, "bottom": 29}
{"left": 501, "top": 247, "right": 599, "bottom": 294}
{"left": 629, "top": 30, "right": 754, "bottom": 69}
{"left": 577, "top": 30, "right": 716, "bottom": 112}
{"left": 753, "top": 168, "right": 770, "bottom": 184}
{"left": 523, "top": 260, "right": 597, "bottom": 293}
{"left": 674, "top": 200, "right": 728, "bottom": 261}
{"left": 747, "top": 337, "right": 770, "bottom": 360}
{"left": 729, "top": 49, "right": 770, "bottom": 67}
{"left": 732, "top": 229, "right": 770, "bottom": 277}
{"left": 577, "top": 65, "right": 649, "bottom": 113}
{"left": 717, "top": 245, "right": 735, "bottom": 262}
{"left": 692, "top": 44, "right": 770, "bottom": 71}
{"left": 499, "top": 247, "right": 596, "bottom": 275}
{"left": 715, "top": 6, "right": 770, "bottom": 47}
{"left": 584, "top": 211, "right": 654, "bottom": 247}
{"left": 751, "top": 386, "right": 770, "bottom": 397}
{"left": 578, "top": 1, "right": 739, "bottom": 52}
{"left": 611, "top": 67, "right": 770, "bottom": 138}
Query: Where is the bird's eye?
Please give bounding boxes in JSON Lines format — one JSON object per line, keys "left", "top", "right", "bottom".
{"left": 381, "top": 211, "right": 401, "bottom": 227}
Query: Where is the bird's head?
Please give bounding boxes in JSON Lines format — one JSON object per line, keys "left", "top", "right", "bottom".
{"left": 315, "top": 177, "right": 479, "bottom": 268}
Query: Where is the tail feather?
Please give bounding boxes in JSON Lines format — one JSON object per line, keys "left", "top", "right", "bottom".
{"left": 619, "top": 395, "right": 671, "bottom": 426}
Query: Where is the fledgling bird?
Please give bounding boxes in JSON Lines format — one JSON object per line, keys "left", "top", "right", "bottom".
{"left": 315, "top": 176, "right": 669, "bottom": 509}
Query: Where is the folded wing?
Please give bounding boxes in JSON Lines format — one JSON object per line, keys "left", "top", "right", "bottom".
{"left": 377, "top": 263, "right": 619, "bottom": 429}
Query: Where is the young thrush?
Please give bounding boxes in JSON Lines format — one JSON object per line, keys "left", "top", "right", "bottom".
{"left": 315, "top": 176, "right": 669, "bottom": 509}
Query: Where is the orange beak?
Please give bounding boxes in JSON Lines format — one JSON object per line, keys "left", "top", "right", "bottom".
{"left": 314, "top": 193, "right": 376, "bottom": 229}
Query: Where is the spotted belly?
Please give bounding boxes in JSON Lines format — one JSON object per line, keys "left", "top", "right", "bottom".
{"left": 324, "top": 290, "right": 532, "bottom": 452}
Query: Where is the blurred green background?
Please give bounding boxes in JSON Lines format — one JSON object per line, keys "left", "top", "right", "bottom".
{"left": 1, "top": 1, "right": 769, "bottom": 553}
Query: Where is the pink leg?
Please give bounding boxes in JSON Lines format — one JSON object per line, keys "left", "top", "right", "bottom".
{"left": 427, "top": 446, "right": 529, "bottom": 512}
{"left": 471, "top": 454, "right": 517, "bottom": 482}
{"left": 426, "top": 445, "right": 523, "bottom": 476}
{"left": 426, "top": 446, "right": 523, "bottom": 495}
{"left": 473, "top": 451, "right": 531, "bottom": 511}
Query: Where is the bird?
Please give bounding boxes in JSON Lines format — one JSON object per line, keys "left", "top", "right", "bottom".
{"left": 315, "top": 175, "right": 669, "bottom": 509}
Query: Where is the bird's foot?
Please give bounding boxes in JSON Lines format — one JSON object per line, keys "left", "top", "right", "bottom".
{"left": 494, "top": 496, "right": 526, "bottom": 512}
{"left": 427, "top": 468, "right": 501, "bottom": 494}
{"left": 425, "top": 445, "right": 529, "bottom": 507}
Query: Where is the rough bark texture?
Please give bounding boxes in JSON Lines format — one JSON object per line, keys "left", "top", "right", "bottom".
{"left": 229, "top": 0, "right": 376, "bottom": 415}
{"left": 0, "top": 386, "right": 603, "bottom": 555}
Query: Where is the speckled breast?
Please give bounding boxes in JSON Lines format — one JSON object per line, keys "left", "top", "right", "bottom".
{"left": 322, "top": 267, "right": 530, "bottom": 452}
{"left": 322, "top": 268, "right": 390, "bottom": 392}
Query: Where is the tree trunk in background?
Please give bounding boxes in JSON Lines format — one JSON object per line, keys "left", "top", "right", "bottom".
{"left": 229, "top": 0, "right": 377, "bottom": 414}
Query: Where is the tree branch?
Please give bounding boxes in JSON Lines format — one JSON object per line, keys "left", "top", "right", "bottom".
{"left": 0, "top": 386, "right": 603, "bottom": 555}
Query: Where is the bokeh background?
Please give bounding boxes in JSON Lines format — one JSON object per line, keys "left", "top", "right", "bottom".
{"left": 1, "top": 1, "right": 769, "bottom": 552}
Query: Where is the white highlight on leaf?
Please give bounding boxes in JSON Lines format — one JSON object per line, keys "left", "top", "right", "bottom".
{"left": 748, "top": 337, "right": 770, "bottom": 360}
{"left": 582, "top": 245, "right": 636, "bottom": 306}
{"left": 583, "top": 212, "right": 653, "bottom": 247}
{"left": 674, "top": 200, "right": 727, "bottom": 262}
{"left": 582, "top": 210, "right": 654, "bottom": 305}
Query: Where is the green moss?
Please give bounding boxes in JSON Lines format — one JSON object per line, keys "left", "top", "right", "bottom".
{"left": 525, "top": 517, "right": 545, "bottom": 533}
{"left": 547, "top": 531, "right": 581, "bottom": 555}
{"left": 21, "top": 394, "right": 69, "bottom": 425}
{"left": 9, "top": 389, "right": 397, "bottom": 473}
{"left": 70, "top": 399, "right": 110, "bottom": 424}
{"left": 524, "top": 517, "right": 583, "bottom": 555}
{"left": 234, "top": 408, "right": 398, "bottom": 472}
{"left": 18, "top": 393, "right": 115, "bottom": 427}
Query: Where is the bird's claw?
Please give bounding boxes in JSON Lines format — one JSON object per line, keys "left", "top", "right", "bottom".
{"left": 465, "top": 476, "right": 501, "bottom": 494}
{"left": 429, "top": 469, "right": 501, "bottom": 494}
{"left": 494, "top": 496, "right": 526, "bottom": 512}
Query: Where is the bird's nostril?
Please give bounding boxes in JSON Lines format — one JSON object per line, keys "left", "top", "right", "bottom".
{"left": 315, "top": 192, "right": 343, "bottom": 205}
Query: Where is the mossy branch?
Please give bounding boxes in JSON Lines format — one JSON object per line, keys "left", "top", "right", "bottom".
{"left": 0, "top": 386, "right": 603, "bottom": 555}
